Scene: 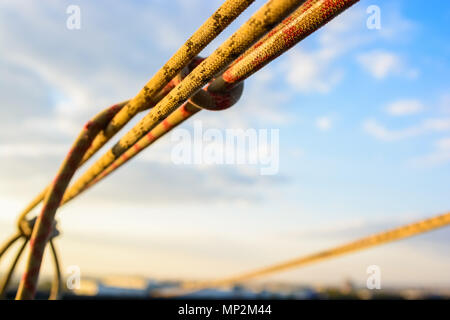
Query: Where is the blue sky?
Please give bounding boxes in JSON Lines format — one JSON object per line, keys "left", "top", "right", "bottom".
{"left": 0, "top": 0, "right": 449, "bottom": 288}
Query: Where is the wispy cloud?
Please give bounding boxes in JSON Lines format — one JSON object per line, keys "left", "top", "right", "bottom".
{"left": 363, "top": 118, "right": 450, "bottom": 141}
{"left": 385, "top": 99, "right": 424, "bottom": 116}
{"left": 357, "top": 50, "right": 418, "bottom": 80}
{"left": 279, "top": 5, "right": 366, "bottom": 94}
{"left": 0, "top": 143, "right": 68, "bottom": 158}
{"left": 279, "top": 3, "right": 418, "bottom": 93}
{"left": 411, "top": 137, "right": 450, "bottom": 167}
{"left": 283, "top": 48, "right": 344, "bottom": 93}
{"left": 315, "top": 116, "right": 333, "bottom": 131}
{"left": 440, "top": 94, "right": 450, "bottom": 114}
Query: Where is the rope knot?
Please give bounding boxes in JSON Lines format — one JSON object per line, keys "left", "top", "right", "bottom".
{"left": 18, "top": 217, "right": 60, "bottom": 239}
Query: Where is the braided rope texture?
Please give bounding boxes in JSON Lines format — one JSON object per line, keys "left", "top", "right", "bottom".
{"left": 15, "top": 100, "right": 128, "bottom": 226}
{"left": 72, "top": 0, "right": 362, "bottom": 200}
{"left": 83, "top": 0, "right": 255, "bottom": 162}
{"left": 67, "top": 72, "right": 245, "bottom": 200}
{"left": 223, "top": 0, "right": 360, "bottom": 84}
{"left": 15, "top": 0, "right": 254, "bottom": 229}
{"left": 15, "top": 105, "right": 123, "bottom": 299}
{"left": 14, "top": 0, "right": 256, "bottom": 300}
{"left": 60, "top": 0, "right": 305, "bottom": 209}
{"left": 14, "top": 0, "right": 362, "bottom": 300}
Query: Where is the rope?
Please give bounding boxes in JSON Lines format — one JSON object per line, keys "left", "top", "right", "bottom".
{"left": 57, "top": 0, "right": 359, "bottom": 207}
{"left": 0, "top": 218, "right": 62, "bottom": 299}
{"left": 15, "top": 106, "right": 123, "bottom": 299}
{"left": 14, "top": 0, "right": 255, "bottom": 232}
{"left": 15, "top": 101, "right": 128, "bottom": 228}
{"left": 59, "top": 0, "right": 307, "bottom": 209}
{"left": 48, "top": 240, "right": 62, "bottom": 300}
{"left": 13, "top": 1, "right": 263, "bottom": 299}
{"left": 1, "top": 0, "right": 394, "bottom": 300}
{"left": 64, "top": 57, "right": 245, "bottom": 203}
{"left": 223, "top": 0, "right": 360, "bottom": 84}
{"left": 0, "top": 233, "right": 21, "bottom": 261}
{"left": 159, "top": 211, "right": 450, "bottom": 297}
{"left": 90, "top": 0, "right": 256, "bottom": 158}
{"left": 0, "top": 238, "right": 28, "bottom": 299}
{"left": 8, "top": 1, "right": 359, "bottom": 299}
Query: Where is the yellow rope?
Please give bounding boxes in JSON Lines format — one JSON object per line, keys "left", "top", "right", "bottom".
{"left": 58, "top": 0, "right": 359, "bottom": 203}
{"left": 15, "top": 0, "right": 255, "bottom": 227}
{"left": 61, "top": 0, "right": 307, "bottom": 207}
{"left": 84, "top": 0, "right": 256, "bottom": 160}
{"left": 7, "top": 0, "right": 442, "bottom": 302}
{"left": 48, "top": 240, "right": 62, "bottom": 300}
{"left": 0, "top": 238, "right": 28, "bottom": 299}
{"left": 9, "top": 0, "right": 360, "bottom": 299}
{"left": 159, "top": 211, "right": 450, "bottom": 296}
{"left": 15, "top": 100, "right": 128, "bottom": 227}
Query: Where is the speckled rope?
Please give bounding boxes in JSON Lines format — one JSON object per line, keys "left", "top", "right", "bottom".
{"left": 59, "top": 0, "right": 306, "bottom": 208}
{"left": 15, "top": 105, "right": 124, "bottom": 299}
{"left": 59, "top": 0, "right": 354, "bottom": 205}
{"left": 14, "top": 0, "right": 254, "bottom": 232}
{"left": 16, "top": 76, "right": 184, "bottom": 225}
{"left": 13, "top": 0, "right": 256, "bottom": 298}
{"left": 65, "top": 59, "right": 245, "bottom": 201}
{"left": 0, "top": 221, "right": 61, "bottom": 300}
{"left": 223, "top": 0, "right": 360, "bottom": 85}
{"left": 81, "top": 0, "right": 255, "bottom": 162}
{"left": 14, "top": 0, "right": 357, "bottom": 300}
{"left": 15, "top": 101, "right": 127, "bottom": 227}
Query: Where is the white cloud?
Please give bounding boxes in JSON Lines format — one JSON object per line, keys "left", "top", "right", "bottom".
{"left": 357, "top": 50, "right": 418, "bottom": 80}
{"left": 385, "top": 99, "right": 424, "bottom": 116}
{"left": 363, "top": 118, "right": 450, "bottom": 141}
{"left": 316, "top": 117, "right": 333, "bottom": 131}
{"left": 0, "top": 143, "right": 68, "bottom": 158}
{"left": 436, "top": 137, "right": 450, "bottom": 150}
{"left": 279, "top": 7, "right": 365, "bottom": 94}
{"left": 284, "top": 48, "right": 344, "bottom": 93}
{"left": 411, "top": 137, "right": 450, "bottom": 167}
{"left": 358, "top": 51, "right": 398, "bottom": 78}
{"left": 440, "top": 94, "right": 450, "bottom": 114}
{"left": 279, "top": 4, "right": 419, "bottom": 94}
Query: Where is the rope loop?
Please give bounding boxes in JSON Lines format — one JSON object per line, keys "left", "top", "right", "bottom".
{"left": 189, "top": 73, "right": 244, "bottom": 111}
{"left": 18, "top": 217, "right": 60, "bottom": 240}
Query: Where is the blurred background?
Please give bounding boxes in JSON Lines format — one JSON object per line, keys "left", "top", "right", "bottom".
{"left": 0, "top": 0, "right": 449, "bottom": 299}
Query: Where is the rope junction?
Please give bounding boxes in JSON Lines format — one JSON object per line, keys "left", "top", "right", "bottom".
{"left": 0, "top": 0, "right": 447, "bottom": 300}
{"left": 0, "top": 218, "right": 61, "bottom": 300}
